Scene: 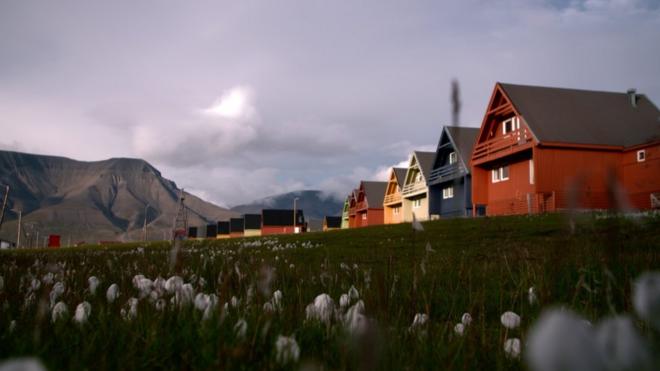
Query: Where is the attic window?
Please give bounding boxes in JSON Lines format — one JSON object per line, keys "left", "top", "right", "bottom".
{"left": 449, "top": 152, "right": 457, "bottom": 165}
{"left": 502, "top": 116, "right": 520, "bottom": 135}
{"left": 637, "top": 150, "right": 646, "bottom": 162}
{"left": 415, "top": 172, "right": 422, "bottom": 183}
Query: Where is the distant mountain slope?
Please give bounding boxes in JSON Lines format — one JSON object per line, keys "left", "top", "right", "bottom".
{"left": 0, "top": 150, "right": 237, "bottom": 244}
{"left": 231, "top": 190, "right": 343, "bottom": 222}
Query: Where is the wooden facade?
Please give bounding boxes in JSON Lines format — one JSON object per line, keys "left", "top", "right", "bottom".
{"left": 341, "top": 196, "right": 350, "bottom": 229}
{"left": 351, "top": 181, "right": 387, "bottom": 228}
{"left": 428, "top": 126, "right": 479, "bottom": 218}
{"left": 243, "top": 214, "right": 262, "bottom": 237}
{"left": 401, "top": 151, "right": 435, "bottom": 222}
{"left": 383, "top": 167, "right": 406, "bottom": 224}
{"left": 261, "top": 209, "right": 306, "bottom": 235}
{"left": 471, "top": 83, "right": 660, "bottom": 216}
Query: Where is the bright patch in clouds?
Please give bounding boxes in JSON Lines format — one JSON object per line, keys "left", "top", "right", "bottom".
{"left": 203, "top": 87, "right": 253, "bottom": 119}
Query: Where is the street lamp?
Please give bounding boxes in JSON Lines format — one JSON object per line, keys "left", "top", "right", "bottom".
{"left": 293, "top": 197, "right": 299, "bottom": 234}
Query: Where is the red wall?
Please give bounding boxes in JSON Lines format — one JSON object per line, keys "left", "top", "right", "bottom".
{"left": 355, "top": 208, "right": 384, "bottom": 227}
{"left": 622, "top": 143, "right": 660, "bottom": 209}
{"left": 261, "top": 226, "right": 300, "bottom": 235}
{"left": 48, "top": 235, "right": 61, "bottom": 248}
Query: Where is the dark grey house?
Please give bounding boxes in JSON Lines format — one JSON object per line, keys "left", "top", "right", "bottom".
{"left": 427, "top": 126, "right": 479, "bottom": 217}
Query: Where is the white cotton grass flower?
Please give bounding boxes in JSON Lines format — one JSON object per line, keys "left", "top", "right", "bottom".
{"left": 305, "top": 294, "right": 335, "bottom": 324}
{"left": 9, "top": 320, "right": 17, "bottom": 333}
{"left": 344, "top": 300, "right": 369, "bottom": 336}
{"left": 121, "top": 298, "right": 139, "bottom": 321}
{"left": 174, "top": 284, "right": 194, "bottom": 307}
{"left": 272, "top": 290, "right": 283, "bottom": 310}
{"left": 234, "top": 319, "right": 248, "bottom": 340}
{"left": 230, "top": 296, "right": 240, "bottom": 309}
{"left": 51, "top": 301, "right": 68, "bottom": 323}
{"left": 409, "top": 313, "right": 428, "bottom": 332}
{"left": 454, "top": 323, "right": 465, "bottom": 336}
{"left": 0, "top": 358, "right": 47, "bottom": 371}
{"left": 106, "top": 284, "right": 119, "bottom": 303}
{"left": 632, "top": 271, "right": 660, "bottom": 331}
{"left": 49, "top": 282, "right": 65, "bottom": 307}
{"left": 339, "top": 294, "right": 350, "bottom": 310}
{"left": 461, "top": 313, "right": 472, "bottom": 326}
{"left": 528, "top": 287, "right": 538, "bottom": 305}
{"left": 73, "top": 302, "right": 91, "bottom": 325}
{"left": 500, "top": 311, "right": 521, "bottom": 329}
{"left": 411, "top": 213, "right": 424, "bottom": 231}
{"left": 274, "top": 335, "right": 300, "bottom": 365}
{"left": 194, "top": 293, "right": 211, "bottom": 311}
{"left": 526, "top": 309, "right": 605, "bottom": 371}
{"left": 348, "top": 286, "right": 359, "bottom": 302}
{"left": 503, "top": 338, "right": 521, "bottom": 359}
{"left": 88, "top": 276, "right": 100, "bottom": 295}
{"left": 30, "top": 279, "right": 41, "bottom": 292}
{"left": 595, "top": 315, "right": 652, "bottom": 371}
{"left": 164, "top": 276, "right": 184, "bottom": 294}
{"left": 154, "top": 299, "right": 167, "bottom": 311}
{"left": 263, "top": 301, "right": 275, "bottom": 314}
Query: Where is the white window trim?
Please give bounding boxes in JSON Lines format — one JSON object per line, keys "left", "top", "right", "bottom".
{"left": 449, "top": 152, "right": 457, "bottom": 165}
{"left": 412, "top": 199, "right": 422, "bottom": 209}
{"left": 637, "top": 150, "right": 646, "bottom": 162}
{"left": 361, "top": 213, "right": 367, "bottom": 220}
{"left": 492, "top": 166, "right": 509, "bottom": 183}
{"left": 443, "top": 186, "right": 454, "bottom": 199}
{"left": 529, "top": 159, "right": 534, "bottom": 185}
{"left": 502, "top": 116, "right": 519, "bottom": 135}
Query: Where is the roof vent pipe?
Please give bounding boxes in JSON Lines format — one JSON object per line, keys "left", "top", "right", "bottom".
{"left": 627, "top": 88, "right": 637, "bottom": 108}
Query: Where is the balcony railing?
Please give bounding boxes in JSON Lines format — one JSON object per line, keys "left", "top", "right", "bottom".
{"left": 383, "top": 193, "right": 402, "bottom": 205}
{"left": 355, "top": 200, "right": 368, "bottom": 210}
{"left": 472, "top": 129, "right": 533, "bottom": 163}
{"left": 427, "top": 163, "right": 465, "bottom": 185}
{"left": 401, "top": 181, "right": 426, "bottom": 197}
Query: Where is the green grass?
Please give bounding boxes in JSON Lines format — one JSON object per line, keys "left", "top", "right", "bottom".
{"left": 1, "top": 213, "right": 659, "bottom": 370}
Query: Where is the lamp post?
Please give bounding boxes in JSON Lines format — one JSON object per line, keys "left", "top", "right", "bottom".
{"left": 143, "top": 203, "right": 150, "bottom": 242}
{"left": 15, "top": 209, "right": 22, "bottom": 248}
{"left": 293, "top": 197, "right": 299, "bottom": 234}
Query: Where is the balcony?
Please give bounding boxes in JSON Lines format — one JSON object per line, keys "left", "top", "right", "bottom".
{"left": 401, "top": 181, "right": 426, "bottom": 197}
{"left": 355, "top": 200, "right": 368, "bottom": 210}
{"left": 427, "top": 163, "right": 466, "bottom": 185}
{"left": 383, "top": 193, "right": 402, "bottom": 205}
{"left": 472, "top": 129, "right": 533, "bottom": 164}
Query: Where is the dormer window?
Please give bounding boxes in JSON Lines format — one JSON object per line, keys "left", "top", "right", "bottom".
{"left": 502, "top": 116, "right": 520, "bottom": 135}
{"left": 637, "top": 150, "right": 646, "bottom": 162}
{"left": 449, "top": 152, "right": 457, "bottom": 165}
{"left": 415, "top": 172, "right": 422, "bottom": 183}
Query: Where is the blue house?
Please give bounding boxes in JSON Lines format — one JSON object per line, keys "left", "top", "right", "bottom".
{"left": 427, "top": 126, "right": 479, "bottom": 217}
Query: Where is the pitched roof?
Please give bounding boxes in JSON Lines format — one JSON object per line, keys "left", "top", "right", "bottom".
{"left": 413, "top": 151, "right": 436, "bottom": 180}
{"left": 444, "top": 126, "right": 480, "bottom": 166}
{"left": 324, "top": 216, "right": 342, "bottom": 228}
{"left": 361, "top": 181, "right": 387, "bottom": 208}
{"left": 244, "top": 214, "right": 261, "bottom": 230}
{"left": 262, "top": 209, "right": 305, "bottom": 226}
{"left": 500, "top": 83, "right": 660, "bottom": 148}
{"left": 393, "top": 167, "right": 407, "bottom": 187}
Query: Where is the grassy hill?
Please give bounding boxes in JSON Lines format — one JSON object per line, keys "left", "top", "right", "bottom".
{"left": 1, "top": 213, "right": 659, "bottom": 370}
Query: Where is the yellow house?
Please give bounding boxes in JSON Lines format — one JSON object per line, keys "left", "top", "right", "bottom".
{"left": 383, "top": 167, "right": 407, "bottom": 224}
{"left": 401, "top": 151, "right": 436, "bottom": 222}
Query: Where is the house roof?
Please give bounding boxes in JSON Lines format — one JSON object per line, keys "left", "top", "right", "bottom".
{"left": 500, "top": 83, "right": 660, "bottom": 148}
{"left": 393, "top": 167, "right": 407, "bottom": 187}
{"left": 413, "top": 151, "right": 436, "bottom": 180}
{"left": 444, "top": 126, "right": 480, "bottom": 167}
{"left": 361, "top": 181, "right": 388, "bottom": 208}
{"left": 217, "top": 221, "right": 230, "bottom": 234}
{"left": 262, "top": 209, "right": 305, "bottom": 226}
{"left": 324, "top": 216, "right": 342, "bottom": 228}
{"left": 230, "top": 218, "right": 244, "bottom": 232}
{"left": 244, "top": 214, "right": 261, "bottom": 230}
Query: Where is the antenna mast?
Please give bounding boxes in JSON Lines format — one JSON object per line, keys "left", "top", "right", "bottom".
{"left": 171, "top": 188, "right": 188, "bottom": 241}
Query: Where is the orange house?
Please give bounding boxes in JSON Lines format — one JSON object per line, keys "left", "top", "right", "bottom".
{"left": 347, "top": 189, "right": 358, "bottom": 228}
{"left": 383, "top": 167, "right": 407, "bottom": 224}
{"left": 471, "top": 83, "right": 660, "bottom": 216}
{"left": 350, "top": 181, "right": 387, "bottom": 228}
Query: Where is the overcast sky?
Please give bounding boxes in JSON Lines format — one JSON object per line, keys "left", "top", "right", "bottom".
{"left": 1, "top": 0, "right": 659, "bottom": 207}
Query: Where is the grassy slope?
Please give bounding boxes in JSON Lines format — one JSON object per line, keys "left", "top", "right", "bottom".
{"left": 1, "top": 213, "right": 659, "bottom": 370}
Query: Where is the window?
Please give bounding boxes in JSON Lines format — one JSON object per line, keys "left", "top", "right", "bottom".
{"left": 449, "top": 152, "right": 457, "bottom": 165}
{"left": 637, "top": 150, "right": 646, "bottom": 162}
{"left": 492, "top": 166, "right": 510, "bottom": 183}
{"left": 415, "top": 172, "right": 422, "bottom": 183}
{"left": 443, "top": 186, "right": 454, "bottom": 199}
{"left": 361, "top": 213, "right": 367, "bottom": 220}
{"left": 393, "top": 207, "right": 400, "bottom": 215}
{"left": 502, "top": 116, "right": 520, "bottom": 135}
{"left": 529, "top": 159, "right": 534, "bottom": 185}
{"left": 413, "top": 199, "right": 422, "bottom": 209}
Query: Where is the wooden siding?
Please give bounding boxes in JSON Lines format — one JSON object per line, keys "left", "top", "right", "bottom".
{"left": 621, "top": 142, "right": 660, "bottom": 209}
{"left": 402, "top": 194, "right": 429, "bottom": 222}
{"left": 428, "top": 176, "right": 472, "bottom": 217}
{"left": 243, "top": 229, "right": 261, "bottom": 237}
{"left": 355, "top": 208, "right": 384, "bottom": 227}
{"left": 384, "top": 202, "right": 403, "bottom": 224}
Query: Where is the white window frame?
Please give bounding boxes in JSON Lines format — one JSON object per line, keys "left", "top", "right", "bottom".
{"left": 492, "top": 166, "right": 510, "bottom": 183}
{"left": 637, "top": 150, "right": 646, "bottom": 162}
{"left": 442, "top": 186, "right": 454, "bottom": 199}
{"left": 361, "top": 213, "right": 367, "bottom": 220}
{"left": 412, "top": 199, "right": 422, "bottom": 209}
{"left": 393, "top": 207, "right": 399, "bottom": 215}
{"left": 414, "top": 172, "right": 422, "bottom": 183}
{"left": 449, "top": 152, "right": 457, "bottom": 165}
{"left": 529, "top": 159, "right": 534, "bottom": 185}
{"left": 502, "top": 116, "right": 519, "bottom": 135}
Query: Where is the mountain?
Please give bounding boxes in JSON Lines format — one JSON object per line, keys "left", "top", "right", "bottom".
{"left": 230, "top": 190, "right": 344, "bottom": 223}
{"left": 0, "top": 150, "right": 237, "bottom": 244}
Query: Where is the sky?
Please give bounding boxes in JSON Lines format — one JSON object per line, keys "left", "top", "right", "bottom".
{"left": 1, "top": 0, "right": 659, "bottom": 207}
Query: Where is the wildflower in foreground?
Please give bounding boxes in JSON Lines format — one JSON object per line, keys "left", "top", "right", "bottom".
{"left": 274, "top": 335, "right": 300, "bottom": 365}
{"left": 526, "top": 309, "right": 605, "bottom": 371}
{"left": 461, "top": 313, "right": 472, "bottom": 326}
{"left": 73, "top": 302, "right": 91, "bottom": 324}
{"left": 411, "top": 213, "right": 424, "bottom": 232}
{"left": 106, "top": 284, "right": 119, "bottom": 303}
{"left": 234, "top": 319, "right": 248, "bottom": 340}
{"left": 272, "top": 290, "right": 283, "bottom": 310}
{"left": 0, "top": 358, "right": 47, "bottom": 371}
{"left": 88, "top": 276, "right": 100, "bottom": 295}
{"left": 344, "top": 300, "right": 369, "bottom": 336}
{"left": 632, "top": 271, "right": 660, "bottom": 331}
{"left": 51, "top": 301, "right": 68, "bottom": 323}
{"left": 305, "top": 294, "right": 335, "bottom": 324}
{"left": 528, "top": 287, "right": 538, "bottom": 305}
{"left": 454, "top": 323, "right": 465, "bottom": 336}
{"left": 339, "top": 294, "right": 349, "bottom": 310}
{"left": 501, "top": 311, "right": 521, "bottom": 329}
{"left": 504, "top": 338, "right": 521, "bottom": 359}
{"left": 595, "top": 315, "right": 651, "bottom": 371}
{"left": 121, "top": 298, "right": 138, "bottom": 321}
{"left": 348, "top": 286, "right": 359, "bottom": 302}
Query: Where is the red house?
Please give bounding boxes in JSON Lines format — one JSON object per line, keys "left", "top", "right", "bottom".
{"left": 471, "top": 83, "right": 660, "bottom": 215}
{"left": 350, "top": 181, "right": 387, "bottom": 228}
{"left": 347, "top": 189, "right": 359, "bottom": 228}
{"left": 261, "top": 209, "right": 305, "bottom": 235}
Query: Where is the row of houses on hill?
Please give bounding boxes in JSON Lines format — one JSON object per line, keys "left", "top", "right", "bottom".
{"left": 338, "top": 82, "right": 660, "bottom": 228}
{"left": 188, "top": 209, "right": 306, "bottom": 239}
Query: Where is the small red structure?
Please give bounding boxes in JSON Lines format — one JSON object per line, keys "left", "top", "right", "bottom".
{"left": 261, "top": 209, "right": 305, "bottom": 235}
{"left": 48, "top": 235, "right": 61, "bottom": 248}
{"left": 350, "top": 181, "right": 387, "bottom": 228}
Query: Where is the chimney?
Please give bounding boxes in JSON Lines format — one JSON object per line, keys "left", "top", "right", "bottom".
{"left": 627, "top": 88, "right": 637, "bottom": 108}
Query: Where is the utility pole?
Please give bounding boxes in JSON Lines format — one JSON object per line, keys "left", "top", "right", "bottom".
{"left": 0, "top": 185, "right": 9, "bottom": 230}
{"left": 143, "top": 203, "right": 150, "bottom": 242}
{"left": 16, "top": 210, "right": 22, "bottom": 248}
{"left": 293, "top": 197, "right": 299, "bottom": 234}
